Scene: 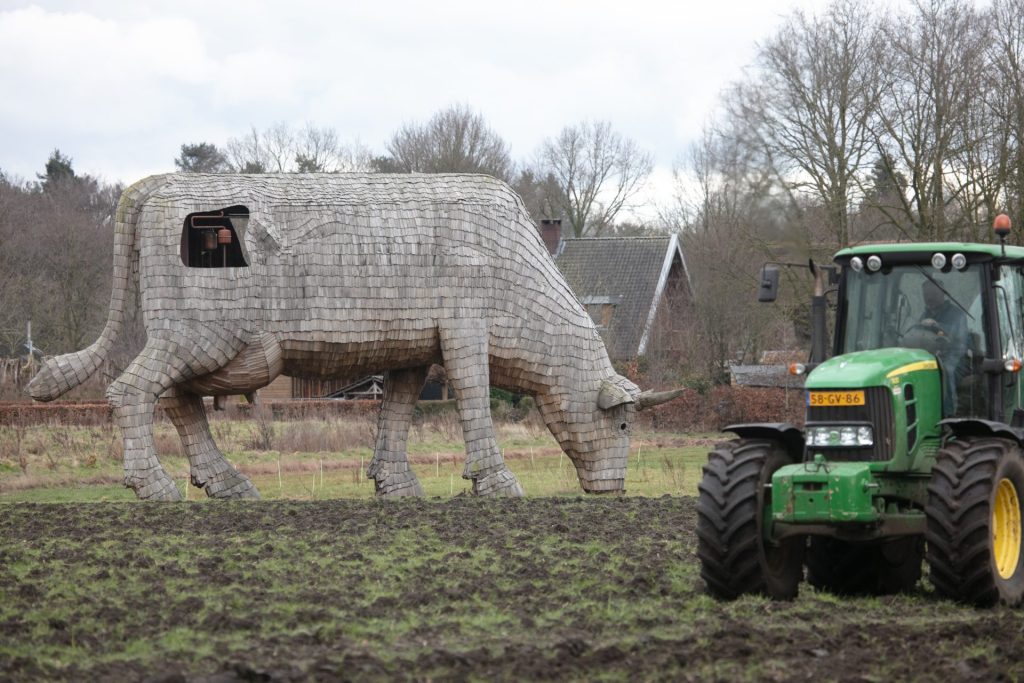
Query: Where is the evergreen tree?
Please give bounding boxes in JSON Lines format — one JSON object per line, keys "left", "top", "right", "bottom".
{"left": 37, "top": 149, "right": 75, "bottom": 191}
{"left": 175, "top": 143, "right": 231, "bottom": 173}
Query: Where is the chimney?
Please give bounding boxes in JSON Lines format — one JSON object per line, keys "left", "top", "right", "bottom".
{"left": 539, "top": 219, "right": 562, "bottom": 256}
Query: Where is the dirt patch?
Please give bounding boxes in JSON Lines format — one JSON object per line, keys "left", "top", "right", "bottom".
{"left": 1, "top": 498, "right": 1022, "bottom": 681}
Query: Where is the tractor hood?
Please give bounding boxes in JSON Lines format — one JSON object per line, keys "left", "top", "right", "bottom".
{"left": 806, "top": 348, "right": 939, "bottom": 390}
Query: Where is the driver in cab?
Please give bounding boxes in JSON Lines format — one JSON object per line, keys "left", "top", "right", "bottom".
{"left": 918, "top": 279, "right": 968, "bottom": 414}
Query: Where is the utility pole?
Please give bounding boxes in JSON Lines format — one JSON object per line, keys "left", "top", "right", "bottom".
{"left": 24, "top": 320, "right": 35, "bottom": 358}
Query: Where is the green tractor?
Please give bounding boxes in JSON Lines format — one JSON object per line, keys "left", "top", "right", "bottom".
{"left": 697, "top": 217, "right": 1024, "bottom": 605}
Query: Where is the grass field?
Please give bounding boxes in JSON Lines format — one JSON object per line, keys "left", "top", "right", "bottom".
{"left": 0, "top": 415, "right": 716, "bottom": 502}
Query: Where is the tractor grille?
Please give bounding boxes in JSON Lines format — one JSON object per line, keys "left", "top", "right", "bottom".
{"left": 805, "top": 386, "right": 894, "bottom": 462}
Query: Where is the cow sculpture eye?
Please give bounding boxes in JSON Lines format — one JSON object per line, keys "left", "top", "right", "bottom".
{"left": 620, "top": 422, "right": 628, "bottom": 432}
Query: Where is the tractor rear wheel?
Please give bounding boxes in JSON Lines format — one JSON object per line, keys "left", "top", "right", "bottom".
{"left": 925, "top": 437, "right": 1024, "bottom": 606}
{"left": 806, "top": 536, "right": 923, "bottom": 595}
{"left": 697, "top": 438, "right": 805, "bottom": 600}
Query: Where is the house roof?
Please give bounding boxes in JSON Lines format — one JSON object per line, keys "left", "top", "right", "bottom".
{"left": 556, "top": 234, "right": 690, "bottom": 360}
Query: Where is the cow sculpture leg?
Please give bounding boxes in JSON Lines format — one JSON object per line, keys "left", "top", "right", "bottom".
{"left": 439, "top": 322, "right": 524, "bottom": 496}
{"left": 107, "top": 329, "right": 245, "bottom": 501}
{"left": 161, "top": 389, "right": 260, "bottom": 499}
{"left": 367, "top": 366, "right": 428, "bottom": 496}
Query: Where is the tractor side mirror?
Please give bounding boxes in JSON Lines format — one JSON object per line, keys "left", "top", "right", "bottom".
{"left": 758, "top": 265, "right": 780, "bottom": 302}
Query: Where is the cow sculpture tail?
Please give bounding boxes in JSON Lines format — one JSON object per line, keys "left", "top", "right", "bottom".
{"left": 27, "top": 176, "right": 163, "bottom": 401}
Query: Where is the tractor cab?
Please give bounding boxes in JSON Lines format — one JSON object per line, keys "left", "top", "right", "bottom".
{"left": 833, "top": 244, "right": 1024, "bottom": 425}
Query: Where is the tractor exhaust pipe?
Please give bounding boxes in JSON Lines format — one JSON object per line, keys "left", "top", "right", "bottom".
{"left": 810, "top": 259, "right": 830, "bottom": 364}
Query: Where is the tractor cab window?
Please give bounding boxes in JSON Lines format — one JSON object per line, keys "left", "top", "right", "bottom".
{"left": 996, "top": 266, "right": 1024, "bottom": 423}
{"left": 841, "top": 263, "right": 988, "bottom": 417}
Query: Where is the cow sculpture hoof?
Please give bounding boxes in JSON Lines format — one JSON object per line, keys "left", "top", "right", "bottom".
{"left": 376, "top": 479, "right": 425, "bottom": 497}
{"left": 127, "top": 473, "right": 183, "bottom": 501}
{"left": 368, "top": 460, "right": 425, "bottom": 497}
{"left": 472, "top": 469, "right": 525, "bottom": 497}
{"left": 372, "top": 472, "right": 425, "bottom": 497}
{"left": 196, "top": 470, "right": 261, "bottom": 499}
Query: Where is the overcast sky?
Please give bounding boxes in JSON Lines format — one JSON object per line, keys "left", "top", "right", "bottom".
{"left": 1, "top": 0, "right": 833, "bottom": 215}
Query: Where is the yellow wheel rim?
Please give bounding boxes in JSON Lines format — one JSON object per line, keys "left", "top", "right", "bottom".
{"left": 993, "top": 478, "right": 1022, "bottom": 580}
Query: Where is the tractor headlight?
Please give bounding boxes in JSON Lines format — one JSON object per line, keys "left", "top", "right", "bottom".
{"left": 805, "top": 425, "right": 873, "bottom": 447}
{"left": 931, "top": 253, "right": 947, "bottom": 269}
{"left": 810, "top": 428, "right": 832, "bottom": 446}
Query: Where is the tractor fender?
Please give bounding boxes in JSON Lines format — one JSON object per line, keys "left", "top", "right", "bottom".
{"left": 723, "top": 423, "right": 805, "bottom": 462}
{"left": 938, "top": 418, "right": 1024, "bottom": 445}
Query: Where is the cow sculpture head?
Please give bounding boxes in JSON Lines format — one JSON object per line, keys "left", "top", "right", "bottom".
{"left": 538, "top": 373, "right": 684, "bottom": 494}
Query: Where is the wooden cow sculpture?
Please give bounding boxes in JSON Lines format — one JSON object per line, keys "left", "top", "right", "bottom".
{"left": 28, "top": 173, "right": 681, "bottom": 500}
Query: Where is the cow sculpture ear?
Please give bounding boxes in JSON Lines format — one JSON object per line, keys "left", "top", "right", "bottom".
{"left": 598, "top": 379, "right": 635, "bottom": 410}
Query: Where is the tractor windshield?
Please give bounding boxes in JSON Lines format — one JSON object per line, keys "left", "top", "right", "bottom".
{"left": 841, "top": 263, "right": 989, "bottom": 417}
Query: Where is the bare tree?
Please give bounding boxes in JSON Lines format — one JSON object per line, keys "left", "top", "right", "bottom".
{"left": 31, "top": 177, "right": 118, "bottom": 353}
{"left": 666, "top": 128, "right": 799, "bottom": 384}
{"left": 226, "top": 126, "right": 272, "bottom": 173}
{"left": 294, "top": 123, "right": 373, "bottom": 172}
{"left": 990, "top": 0, "right": 1024, "bottom": 223}
{"left": 261, "top": 122, "right": 295, "bottom": 173}
{"left": 0, "top": 155, "right": 121, "bottom": 359}
{"left": 873, "top": 0, "right": 989, "bottom": 240}
{"left": 382, "top": 104, "right": 514, "bottom": 181}
{"left": 732, "top": 0, "right": 885, "bottom": 249}
{"left": 512, "top": 168, "right": 565, "bottom": 223}
{"left": 537, "top": 120, "right": 653, "bottom": 237}
{"left": 225, "top": 122, "right": 373, "bottom": 174}
{"left": 0, "top": 173, "right": 30, "bottom": 355}
{"left": 675, "top": 125, "right": 791, "bottom": 241}
{"left": 946, "top": 51, "right": 1009, "bottom": 241}
{"left": 707, "top": 0, "right": 1001, "bottom": 246}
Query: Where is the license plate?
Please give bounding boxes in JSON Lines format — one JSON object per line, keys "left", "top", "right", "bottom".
{"left": 807, "top": 390, "right": 865, "bottom": 407}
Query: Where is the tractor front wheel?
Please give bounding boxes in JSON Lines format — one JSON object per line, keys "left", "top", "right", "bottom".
{"left": 925, "top": 437, "right": 1024, "bottom": 606}
{"left": 697, "top": 438, "right": 804, "bottom": 600}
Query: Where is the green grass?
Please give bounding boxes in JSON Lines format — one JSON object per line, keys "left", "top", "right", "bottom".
{"left": 0, "top": 416, "right": 714, "bottom": 502}
{"left": 0, "top": 484, "right": 135, "bottom": 503}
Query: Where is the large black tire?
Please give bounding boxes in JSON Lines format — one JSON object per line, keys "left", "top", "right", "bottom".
{"left": 806, "top": 536, "right": 924, "bottom": 596}
{"left": 926, "top": 437, "right": 1024, "bottom": 606}
{"left": 696, "top": 438, "right": 805, "bottom": 600}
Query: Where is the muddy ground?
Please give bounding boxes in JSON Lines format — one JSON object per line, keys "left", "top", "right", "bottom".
{"left": 1, "top": 498, "right": 1023, "bottom": 682}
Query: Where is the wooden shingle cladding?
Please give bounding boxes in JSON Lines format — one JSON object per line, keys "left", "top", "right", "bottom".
{"left": 556, "top": 235, "right": 692, "bottom": 361}
{"left": 29, "top": 172, "right": 643, "bottom": 499}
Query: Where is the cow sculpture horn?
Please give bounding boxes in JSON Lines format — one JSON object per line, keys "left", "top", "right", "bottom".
{"left": 636, "top": 388, "right": 685, "bottom": 410}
